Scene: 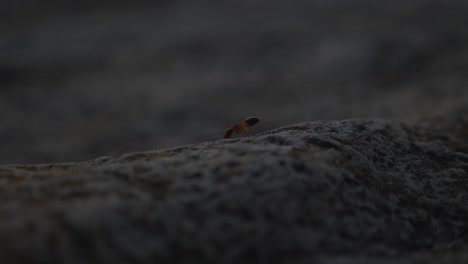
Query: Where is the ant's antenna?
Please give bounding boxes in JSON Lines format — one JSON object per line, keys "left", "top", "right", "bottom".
{"left": 260, "top": 118, "right": 277, "bottom": 128}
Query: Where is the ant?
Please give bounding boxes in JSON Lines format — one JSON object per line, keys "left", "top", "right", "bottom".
{"left": 223, "top": 116, "right": 277, "bottom": 138}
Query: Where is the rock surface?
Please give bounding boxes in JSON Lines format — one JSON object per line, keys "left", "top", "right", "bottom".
{"left": 2, "top": 0, "right": 468, "bottom": 163}
{"left": 0, "top": 114, "right": 467, "bottom": 264}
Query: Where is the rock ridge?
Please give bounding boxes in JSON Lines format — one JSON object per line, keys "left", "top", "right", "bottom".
{"left": 0, "top": 118, "right": 467, "bottom": 264}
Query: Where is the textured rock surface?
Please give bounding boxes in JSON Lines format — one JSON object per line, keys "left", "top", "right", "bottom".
{"left": 0, "top": 114, "right": 467, "bottom": 263}
{"left": 2, "top": 0, "right": 468, "bottom": 163}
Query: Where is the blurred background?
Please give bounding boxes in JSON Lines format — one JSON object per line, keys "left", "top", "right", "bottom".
{"left": 1, "top": 0, "right": 467, "bottom": 164}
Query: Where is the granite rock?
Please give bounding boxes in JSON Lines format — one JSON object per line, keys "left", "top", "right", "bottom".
{"left": 0, "top": 115, "right": 467, "bottom": 264}
{"left": 2, "top": 1, "right": 468, "bottom": 163}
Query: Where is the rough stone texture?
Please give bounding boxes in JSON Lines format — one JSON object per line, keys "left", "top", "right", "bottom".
{"left": 0, "top": 112, "right": 466, "bottom": 263}
{"left": 1, "top": 0, "right": 468, "bottom": 163}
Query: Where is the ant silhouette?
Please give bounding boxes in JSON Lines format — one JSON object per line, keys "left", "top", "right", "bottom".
{"left": 223, "top": 116, "right": 277, "bottom": 138}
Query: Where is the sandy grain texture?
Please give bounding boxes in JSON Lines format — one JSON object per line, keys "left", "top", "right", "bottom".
{"left": 0, "top": 110, "right": 466, "bottom": 263}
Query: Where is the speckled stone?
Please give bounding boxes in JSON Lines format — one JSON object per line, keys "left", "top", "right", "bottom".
{"left": 0, "top": 116, "right": 467, "bottom": 264}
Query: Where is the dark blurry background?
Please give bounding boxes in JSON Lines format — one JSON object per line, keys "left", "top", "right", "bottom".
{"left": 1, "top": 0, "right": 467, "bottom": 164}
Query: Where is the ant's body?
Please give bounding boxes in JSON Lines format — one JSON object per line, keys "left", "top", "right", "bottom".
{"left": 223, "top": 116, "right": 276, "bottom": 138}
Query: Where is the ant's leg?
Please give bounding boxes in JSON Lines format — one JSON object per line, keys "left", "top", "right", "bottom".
{"left": 247, "top": 127, "right": 257, "bottom": 136}
{"left": 242, "top": 127, "right": 251, "bottom": 137}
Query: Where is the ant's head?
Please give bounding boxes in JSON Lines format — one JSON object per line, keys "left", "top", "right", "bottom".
{"left": 244, "top": 116, "right": 259, "bottom": 126}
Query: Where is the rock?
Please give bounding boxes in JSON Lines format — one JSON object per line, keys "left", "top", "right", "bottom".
{"left": 0, "top": 117, "right": 467, "bottom": 264}
{"left": 2, "top": 1, "right": 468, "bottom": 164}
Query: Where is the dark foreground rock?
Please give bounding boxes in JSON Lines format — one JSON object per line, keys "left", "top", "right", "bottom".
{"left": 0, "top": 116, "right": 467, "bottom": 264}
